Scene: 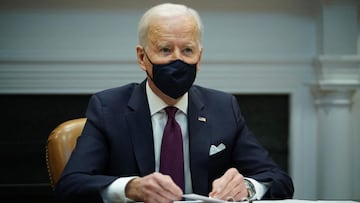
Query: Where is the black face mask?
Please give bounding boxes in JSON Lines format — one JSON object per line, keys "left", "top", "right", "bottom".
{"left": 144, "top": 52, "right": 197, "bottom": 99}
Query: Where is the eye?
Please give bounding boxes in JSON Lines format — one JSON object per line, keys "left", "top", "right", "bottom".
{"left": 183, "top": 47, "right": 193, "bottom": 56}
{"left": 160, "top": 47, "right": 171, "bottom": 54}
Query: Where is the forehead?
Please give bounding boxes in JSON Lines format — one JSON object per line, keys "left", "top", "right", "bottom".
{"left": 147, "top": 14, "right": 200, "bottom": 46}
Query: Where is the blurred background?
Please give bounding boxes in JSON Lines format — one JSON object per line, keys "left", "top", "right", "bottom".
{"left": 0, "top": 0, "right": 359, "bottom": 202}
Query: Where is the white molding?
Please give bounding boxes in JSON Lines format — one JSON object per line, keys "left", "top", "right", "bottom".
{"left": 318, "top": 55, "right": 360, "bottom": 63}
{"left": 0, "top": 55, "right": 313, "bottom": 65}
{"left": 0, "top": 56, "right": 314, "bottom": 94}
{"left": 0, "top": 57, "right": 316, "bottom": 94}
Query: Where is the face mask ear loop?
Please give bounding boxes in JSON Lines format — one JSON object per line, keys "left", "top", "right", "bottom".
{"left": 143, "top": 49, "right": 155, "bottom": 65}
{"left": 142, "top": 48, "right": 155, "bottom": 81}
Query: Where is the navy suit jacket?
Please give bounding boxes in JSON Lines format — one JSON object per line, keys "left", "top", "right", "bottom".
{"left": 55, "top": 80, "right": 294, "bottom": 202}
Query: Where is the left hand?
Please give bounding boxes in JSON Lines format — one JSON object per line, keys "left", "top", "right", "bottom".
{"left": 209, "top": 168, "right": 248, "bottom": 201}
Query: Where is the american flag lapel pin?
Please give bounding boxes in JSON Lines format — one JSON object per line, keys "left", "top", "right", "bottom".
{"left": 198, "top": 116, "right": 206, "bottom": 122}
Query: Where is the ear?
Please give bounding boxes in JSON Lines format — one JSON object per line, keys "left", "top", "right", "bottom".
{"left": 196, "top": 47, "right": 203, "bottom": 72}
{"left": 136, "top": 45, "right": 146, "bottom": 71}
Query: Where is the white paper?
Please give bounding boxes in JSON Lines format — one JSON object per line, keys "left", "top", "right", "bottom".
{"left": 182, "top": 193, "right": 242, "bottom": 203}
{"left": 180, "top": 194, "right": 359, "bottom": 203}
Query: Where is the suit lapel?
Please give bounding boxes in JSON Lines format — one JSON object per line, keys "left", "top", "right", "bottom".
{"left": 188, "top": 87, "right": 212, "bottom": 195}
{"left": 124, "top": 83, "right": 212, "bottom": 193}
{"left": 125, "top": 80, "right": 155, "bottom": 176}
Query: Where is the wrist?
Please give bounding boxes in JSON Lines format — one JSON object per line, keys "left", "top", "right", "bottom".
{"left": 244, "top": 179, "right": 256, "bottom": 199}
{"left": 125, "top": 177, "right": 141, "bottom": 201}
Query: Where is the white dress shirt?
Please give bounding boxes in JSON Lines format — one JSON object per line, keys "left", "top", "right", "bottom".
{"left": 101, "top": 81, "right": 268, "bottom": 202}
{"left": 146, "top": 82, "right": 193, "bottom": 194}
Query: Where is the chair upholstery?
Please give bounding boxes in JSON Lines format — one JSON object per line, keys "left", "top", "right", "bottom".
{"left": 46, "top": 118, "right": 86, "bottom": 189}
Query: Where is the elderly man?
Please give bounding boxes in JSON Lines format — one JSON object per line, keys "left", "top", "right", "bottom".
{"left": 55, "top": 3, "right": 294, "bottom": 203}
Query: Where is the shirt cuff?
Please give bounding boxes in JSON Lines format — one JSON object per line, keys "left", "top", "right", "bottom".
{"left": 101, "top": 176, "right": 137, "bottom": 203}
{"left": 244, "top": 177, "right": 270, "bottom": 200}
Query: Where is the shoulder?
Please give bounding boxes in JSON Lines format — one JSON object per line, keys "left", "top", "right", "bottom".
{"left": 90, "top": 82, "right": 143, "bottom": 105}
{"left": 189, "top": 85, "right": 239, "bottom": 110}
{"left": 191, "top": 84, "right": 234, "bottom": 100}
{"left": 96, "top": 83, "right": 139, "bottom": 97}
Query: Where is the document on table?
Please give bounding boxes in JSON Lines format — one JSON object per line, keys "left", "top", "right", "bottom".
{"left": 179, "top": 193, "right": 360, "bottom": 203}
{"left": 182, "top": 193, "right": 243, "bottom": 203}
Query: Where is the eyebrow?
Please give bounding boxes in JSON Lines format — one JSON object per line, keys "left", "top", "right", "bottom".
{"left": 155, "top": 42, "right": 197, "bottom": 48}
{"left": 156, "top": 42, "right": 171, "bottom": 48}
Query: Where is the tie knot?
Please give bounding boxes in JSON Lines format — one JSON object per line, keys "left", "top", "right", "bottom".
{"left": 165, "top": 106, "right": 177, "bottom": 118}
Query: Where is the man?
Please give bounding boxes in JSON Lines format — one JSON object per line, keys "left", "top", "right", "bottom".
{"left": 55, "top": 3, "right": 294, "bottom": 203}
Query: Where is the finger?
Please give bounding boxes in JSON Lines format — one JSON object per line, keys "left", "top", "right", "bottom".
{"left": 210, "top": 168, "right": 245, "bottom": 200}
{"left": 222, "top": 174, "right": 245, "bottom": 198}
{"left": 140, "top": 175, "right": 168, "bottom": 201}
{"left": 228, "top": 175, "right": 251, "bottom": 201}
{"left": 233, "top": 188, "right": 249, "bottom": 202}
{"left": 229, "top": 181, "right": 248, "bottom": 201}
{"left": 217, "top": 181, "right": 247, "bottom": 202}
{"left": 146, "top": 172, "right": 182, "bottom": 202}
{"left": 137, "top": 173, "right": 181, "bottom": 202}
{"left": 156, "top": 173, "right": 183, "bottom": 199}
{"left": 210, "top": 170, "right": 234, "bottom": 196}
{"left": 209, "top": 178, "right": 224, "bottom": 198}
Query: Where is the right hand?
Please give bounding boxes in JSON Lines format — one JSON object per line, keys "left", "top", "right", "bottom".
{"left": 125, "top": 172, "right": 183, "bottom": 203}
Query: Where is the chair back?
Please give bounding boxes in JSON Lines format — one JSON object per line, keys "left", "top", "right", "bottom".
{"left": 46, "top": 118, "right": 86, "bottom": 189}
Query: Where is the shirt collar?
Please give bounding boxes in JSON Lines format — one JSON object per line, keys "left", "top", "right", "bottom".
{"left": 146, "top": 81, "right": 188, "bottom": 115}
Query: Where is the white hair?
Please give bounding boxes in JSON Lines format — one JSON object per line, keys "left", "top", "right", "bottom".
{"left": 138, "top": 3, "right": 203, "bottom": 47}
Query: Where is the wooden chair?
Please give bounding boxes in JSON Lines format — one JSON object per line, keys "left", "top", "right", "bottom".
{"left": 46, "top": 118, "right": 86, "bottom": 189}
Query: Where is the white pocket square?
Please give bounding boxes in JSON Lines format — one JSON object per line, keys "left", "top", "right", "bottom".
{"left": 209, "top": 143, "right": 226, "bottom": 156}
